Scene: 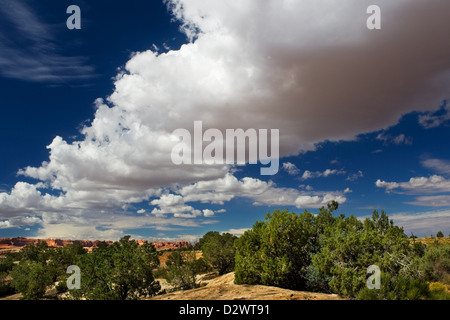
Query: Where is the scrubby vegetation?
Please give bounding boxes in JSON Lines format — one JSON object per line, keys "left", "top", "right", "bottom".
{"left": 234, "top": 202, "right": 450, "bottom": 300}
{"left": 156, "top": 231, "right": 236, "bottom": 291}
{"left": 196, "top": 231, "right": 237, "bottom": 275}
{"left": 1, "top": 202, "right": 448, "bottom": 300}
{"left": 2, "top": 236, "right": 160, "bottom": 300}
{"left": 70, "top": 236, "right": 160, "bottom": 300}
{"left": 159, "top": 249, "right": 208, "bottom": 290}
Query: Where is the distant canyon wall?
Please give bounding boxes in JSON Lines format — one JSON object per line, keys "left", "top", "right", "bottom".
{"left": 0, "top": 237, "right": 190, "bottom": 251}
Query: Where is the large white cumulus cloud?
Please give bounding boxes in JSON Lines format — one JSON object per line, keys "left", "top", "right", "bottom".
{"left": 2, "top": 0, "right": 450, "bottom": 238}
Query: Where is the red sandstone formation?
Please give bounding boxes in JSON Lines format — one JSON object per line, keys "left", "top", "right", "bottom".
{"left": 0, "top": 237, "right": 189, "bottom": 251}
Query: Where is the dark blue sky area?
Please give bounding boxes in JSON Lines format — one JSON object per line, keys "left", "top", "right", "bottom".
{"left": 0, "top": 0, "right": 184, "bottom": 184}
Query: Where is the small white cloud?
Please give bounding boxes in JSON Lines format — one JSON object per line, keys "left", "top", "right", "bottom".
{"left": 406, "top": 195, "right": 450, "bottom": 207}
{"left": 301, "top": 170, "right": 313, "bottom": 180}
{"left": 0, "top": 220, "right": 11, "bottom": 229}
{"left": 36, "top": 223, "right": 124, "bottom": 241}
{"left": 422, "top": 158, "right": 450, "bottom": 176}
{"left": 294, "top": 193, "right": 347, "bottom": 208}
{"left": 418, "top": 103, "right": 450, "bottom": 129}
{"left": 347, "top": 170, "right": 364, "bottom": 181}
{"left": 224, "top": 228, "right": 249, "bottom": 236}
{"left": 203, "top": 209, "right": 215, "bottom": 217}
{"left": 376, "top": 133, "right": 412, "bottom": 146}
{"left": 301, "top": 169, "right": 346, "bottom": 180}
{"left": 376, "top": 175, "right": 450, "bottom": 194}
{"left": 375, "top": 179, "right": 400, "bottom": 192}
{"left": 282, "top": 162, "right": 300, "bottom": 175}
{"left": 137, "top": 209, "right": 146, "bottom": 214}
{"left": 389, "top": 210, "right": 450, "bottom": 236}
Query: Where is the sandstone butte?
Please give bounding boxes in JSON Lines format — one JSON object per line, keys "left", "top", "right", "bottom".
{"left": 0, "top": 237, "right": 190, "bottom": 252}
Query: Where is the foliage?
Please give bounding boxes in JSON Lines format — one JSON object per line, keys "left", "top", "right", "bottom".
{"left": 3, "top": 209, "right": 448, "bottom": 301}
{"left": 18, "top": 241, "right": 54, "bottom": 264}
{"left": 428, "top": 282, "right": 450, "bottom": 300}
{"left": 72, "top": 236, "right": 160, "bottom": 300}
{"left": 0, "top": 255, "right": 16, "bottom": 297}
{"left": 0, "top": 255, "right": 15, "bottom": 273}
{"left": 10, "top": 260, "right": 54, "bottom": 300}
{"left": 47, "top": 243, "right": 88, "bottom": 289}
{"left": 198, "top": 231, "right": 237, "bottom": 275}
{"left": 9, "top": 242, "right": 59, "bottom": 299}
{"left": 164, "top": 250, "right": 199, "bottom": 290}
{"left": 235, "top": 202, "right": 339, "bottom": 290}
{"left": 313, "top": 210, "right": 416, "bottom": 297}
{"left": 234, "top": 221, "right": 265, "bottom": 285}
{"left": 418, "top": 242, "right": 450, "bottom": 285}
{"left": 235, "top": 203, "right": 449, "bottom": 300}
{"left": 356, "top": 273, "right": 431, "bottom": 300}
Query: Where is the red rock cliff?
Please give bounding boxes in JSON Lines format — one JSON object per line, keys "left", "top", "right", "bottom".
{"left": 0, "top": 237, "right": 189, "bottom": 251}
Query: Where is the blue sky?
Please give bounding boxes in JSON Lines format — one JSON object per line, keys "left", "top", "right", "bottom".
{"left": 0, "top": 0, "right": 449, "bottom": 241}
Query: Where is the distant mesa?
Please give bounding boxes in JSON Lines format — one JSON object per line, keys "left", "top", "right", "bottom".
{"left": 0, "top": 237, "right": 190, "bottom": 251}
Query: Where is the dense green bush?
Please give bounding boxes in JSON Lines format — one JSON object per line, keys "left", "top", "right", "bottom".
{"left": 8, "top": 236, "right": 161, "bottom": 300}
{"left": 235, "top": 203, "right": 448, "bottom": 300}
{"left": 0, "top": 255, "right": 16, "bottom": 297}
{"left": 234, "top": 221, "right": 265, "bottom": 285}
{"left": 72, "top": 236, "right": 161, "bottom": 300}
{"left": 313, "top": 211, "right": 418, "bottom": 297}
{"left": 10, "top": 260, "right": 54, "bottom": 300}
{"left": 419, "top": 243, "right": 450, "bottom": 284}
{"left": 356, "top": 273, "right": 431, "bottom": 300}
{"left": 198, "top": 231, "right": 237, "bottom": 275}
{"left": 9, "top": 242, "right": 58, "bottom": 299}
{"left": 235, "top": 202, "right": 339, "bottom": 290}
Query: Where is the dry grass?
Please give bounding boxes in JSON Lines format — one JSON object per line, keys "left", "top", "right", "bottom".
{"left": 410, "top": 236, "right": 450, "bottom": 246}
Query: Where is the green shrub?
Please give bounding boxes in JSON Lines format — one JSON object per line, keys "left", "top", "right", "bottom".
{"left": 235, "top": 204, "right": 436, "bottom": 300}
{"left": 356, "top": 273, "right": 431, "bottom": 300}
{"left": 72, "top": 236, "right": 160, "bottom": 300}
{"left": 235, "top": 202, "right": 338, "bottom": 291}
{"left": 165, "top": 250, "right": 198, "bottom": 290}
{"left": 198, "top": 231, "right": 237, "bottom": 275}
{"left": 419, "top": 243, "right": 450, "bottom": 284}
{"left": 234, "top": 221, "right": 265, "bottom": 285}
{"left": 313, "top": 211, "right": 418, "bottom": 297}
{"left": 11, "top": 260, "right": 54, "bottom": 300}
